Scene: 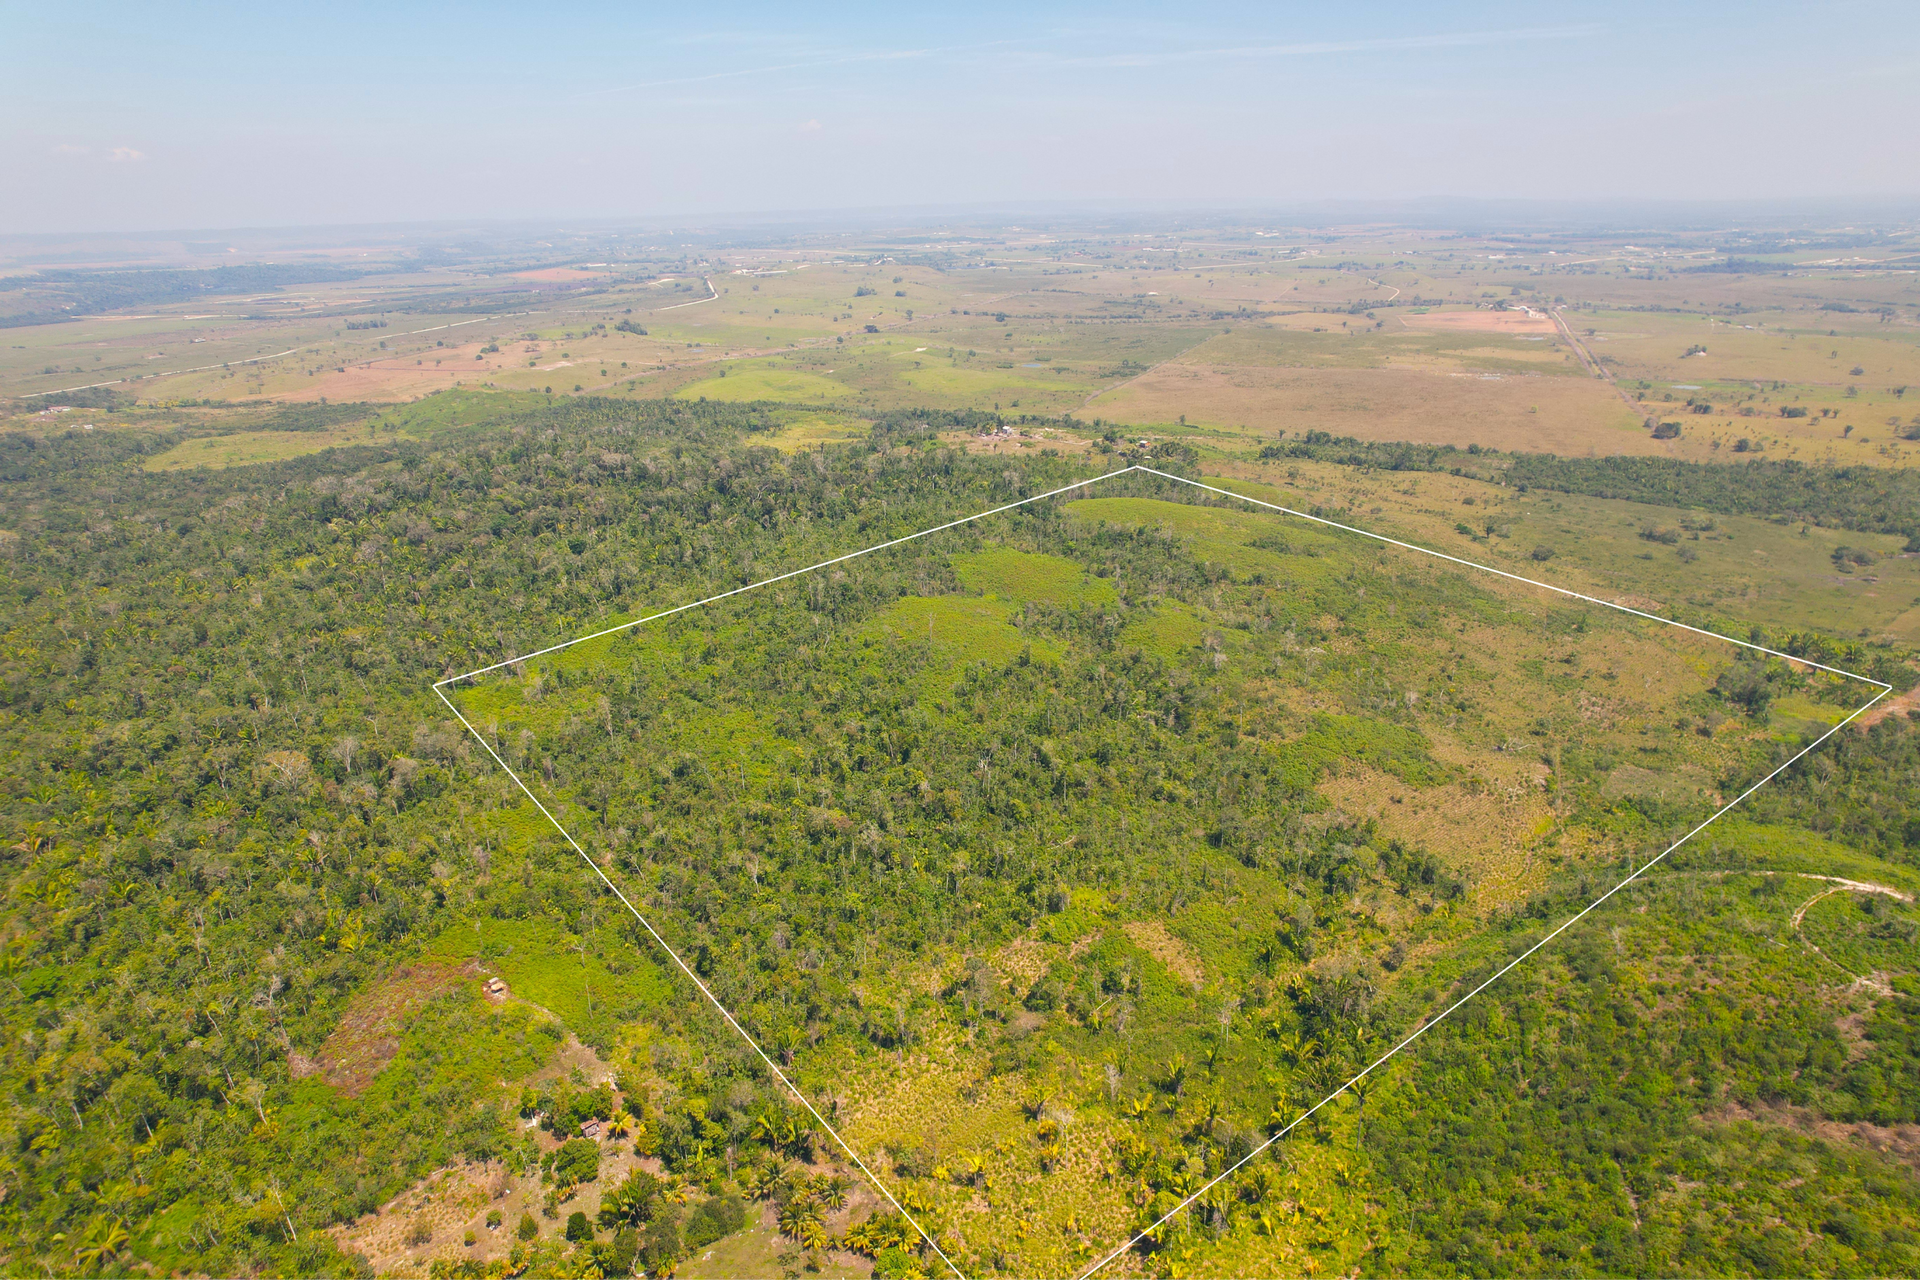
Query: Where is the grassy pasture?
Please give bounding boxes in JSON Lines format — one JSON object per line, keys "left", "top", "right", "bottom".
{"left": 754, "top": 411, "right": 870, "bottom": 452}
{"left": 675, "top": 364, "right": 853, "bottom": 403}
{"left": 1096, "top": 361, "right": 1647, "bottom": 453}
{"left": 9, "top": 224, "right": 1920, "bottom": 479}
{"left": 949, "top": 547, "right": 1118, "bottom": 607}
{"left": 141, "top": 422, "right": 383, "bottom": 470}
{"left": 1184, "top": 322, "right": 1586, "bottom": 376}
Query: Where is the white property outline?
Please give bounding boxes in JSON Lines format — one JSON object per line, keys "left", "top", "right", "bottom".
{"left": 433, "top": 462, "right": 1890, "bottom": 1280}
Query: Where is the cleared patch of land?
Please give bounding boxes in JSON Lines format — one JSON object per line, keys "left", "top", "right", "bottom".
{"left": 1099, "top": 363, "right": 1647, "bottom": 453}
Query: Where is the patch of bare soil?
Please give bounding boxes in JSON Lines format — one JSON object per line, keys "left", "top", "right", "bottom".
{"left": 270, "top": 339, "right": 545, "bottom": 404}
{"left": 944, "top": 426, "right": 1095, "bottom": 456}
{"left": 331, "top": 1033, "right": 635, "bottom": 1276}
{"left": 1857, "top": 687, "right": 1920, "bottom": 728}
{"left": 1402, "top": 308, "right": 1559, "bottom": 335}
{"left": 1718, "top": 1099, "right": 1920, "bottom": 1176}
{"left": 513, "top": 267, "right": 609, "bottom": 283}
{"left": 296, "top": 959, "right": 481, "bottom": 1095}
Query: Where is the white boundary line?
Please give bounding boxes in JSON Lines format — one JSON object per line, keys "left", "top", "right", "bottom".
{"left": 433, "top": 461, "right": 1891, "bottom": 1279}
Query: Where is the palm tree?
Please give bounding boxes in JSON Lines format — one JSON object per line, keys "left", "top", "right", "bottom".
{"left": 796, "top": 1215, "right": 833, "bottom": 1261}
{"left": 72, "top": 1217, "right": 129, "bottom": 1271}
{"left": 1276, "top": 1032, "right": 1317, "bottom": 1070}
{"left": 1165, "top": 1053, "right": 1189, "bottom": 1099}
{"left": 1348, "top": 1076, "right": 1373, "bottom": 1143}
{"left": 1194, "top": 1094, "right": 1224, "bottom": 1138}
{"left": 778, "top": 1193, "right": 823, "bottom": 1242}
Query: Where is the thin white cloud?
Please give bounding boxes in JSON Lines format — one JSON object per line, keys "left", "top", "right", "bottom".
{"left": 1052, "top": 24, "right": 1600, "bottom": 69}
{"left": 51, "top": 143, "right": 89, "bottom": 156}
{"left": 574, "top": 38, "right": 1025, "bottom": 97}
{"left": 106, "top": 146, "right": 146, "bottom": 162}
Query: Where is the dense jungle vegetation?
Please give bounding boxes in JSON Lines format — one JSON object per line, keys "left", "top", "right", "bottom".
{"left": 0, "top": 397, "right": 1916, "bottom": 1278}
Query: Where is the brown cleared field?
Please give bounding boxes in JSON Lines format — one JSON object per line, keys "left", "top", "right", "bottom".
{"left": 1099, "top": 362, "right": 1649, "bottom": 453}
{"left": 6, "top": 220, "right": 1918, "bottom": 476}
{"left": 1402, "top": 307, "right": 1559, "bottom": 335}
{"left": 512, "top": 267, "right": 608, "bottom": 282}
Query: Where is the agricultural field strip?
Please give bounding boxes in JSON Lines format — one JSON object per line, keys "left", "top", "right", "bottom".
{"left": 19, "top": 307, "right": 546, "bottom": 399}
{"left": 22, "top": 348, "right": 299, "bottom": 398}
{"left": 16, "top": 268, "right": 724, "bottom": 399}
{"left": 433, "top": 464, "right": 1891, "bottom": 1280}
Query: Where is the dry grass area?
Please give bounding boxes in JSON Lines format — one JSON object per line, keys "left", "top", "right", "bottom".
{"left": 828, "top": 1026, "right": 1136, "bottom": 1278}
{"left": 1319, "top": 764, "right": 1555, "bottom": 913}
{"left": 1719, "top": 1099, "right": 1920, "bottom": 1177}
{"left": 265, "top": 340, "right": 508, "bottom": 403}
{"left": 1120, "top": 920, "right": 1205, "bottom": 990}
{"left": 1098, "top": 363, "right": 1648, "bottom": 454}
{"left": 292, "top": 959, "right": 481, "bottom": 1095}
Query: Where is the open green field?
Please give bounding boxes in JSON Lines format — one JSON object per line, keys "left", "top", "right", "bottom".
{"left": 9, "top": 219, "right": 1918, "bottom": 468}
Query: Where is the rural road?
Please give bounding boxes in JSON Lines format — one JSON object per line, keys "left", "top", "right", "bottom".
{"left": 657, "top": 276, "right": 718, "bottom": 310}
{"left": 1551, "top": 305, "right": 1647, "bottom": 419}
{"left": 1791, "top": 875, "right": 1914, "bottom": 929}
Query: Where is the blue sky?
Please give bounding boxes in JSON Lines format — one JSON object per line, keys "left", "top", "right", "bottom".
{"left": 4, "top": 1, "right": 1917, "bottom": 233}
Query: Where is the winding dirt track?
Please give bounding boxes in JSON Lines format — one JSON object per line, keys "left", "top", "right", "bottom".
{"left": 1791, "top": 876, "right": 1914, "bottom": 928}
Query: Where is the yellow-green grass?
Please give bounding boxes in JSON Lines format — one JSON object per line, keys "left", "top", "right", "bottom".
{"left": 1065, "top": 494, "right": 1348, "bottom": 580}
{"left": 423, "top": 915, "right": 672, "bottom": 1033}
{"left": 949, "top": 547, "right": 1118, "bottom": 606}
{"left": 1697, "top": 817, "right": 1920, "bottom": 894}
{"left": 1121, "top": 600, "right": 1208, "bottom": 657}
{"left": 674, "top": 364, "right": 853, "bottom": 403}
{"left": 140, "top": 423, "right": 389, "bottom": 470}
{"left": 676, "top": 1223, "right": 812, "bottom": 1279}
{"left": 1588, "top": 307, "right": 1920, "bottom": 388}
{"left": 754, "top": 412, "right": 869, "bottom": 451}
{"left": 1183, "top": 323, "right": 1588, "bottom": 376}
{"left": 871, "top": 593, "right": 1059, "bottom": 670}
